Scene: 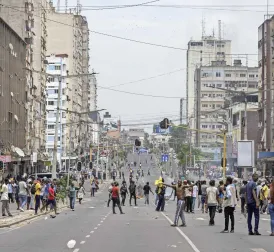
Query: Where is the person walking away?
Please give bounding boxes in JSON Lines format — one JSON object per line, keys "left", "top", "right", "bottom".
{"left": 107, "top": 183, "right": 114, "bottom": 207}
{"left": 155, "top": 178, "right": 166, "bottom": 212}
{"left": 197, "top": 181, "right": 202, "bottom": 209}
{"left": 69, "top": 183, "right": 77, "bottom": 211}
{"left": 268, "top": 179, "right": 274, "bottom": 236}
{"left": 240, "top": 181, "right": 248, "bottom": 214}
{"left": 221, "top": 176, "right": 237, "bottom": 233}
{"left": 7, "top": 180, "right": 14, "bottom": 203}
{"left": 206, "top": 180, "right": 219, "bottom": 226}
{"left": 111, "top": 182, "right": 124, "bottom": 214}
{"left": 91, "top": 179, "right": 96, "bottom": 197}
{"left": 201, "top": 181, "right": 208, "bottom": 213}
{"left": 217, "top": 181, "right": 225, "bottom": 213}
{"left": 41, "top": 183, "right": 57, "bottom": 217}
{"left": 34, "top": 179, "right": 42, "bottom": 215}
{"left": 245, "top": 173, "right": 261, "bottom": 235}
{"left": 165, "top": 180, "right": 193, "bottom": 227}
{"left": 120, "top": 181, "right": 128, "bottom": 206}
{"left": 143, "top": 182, "right": 154, "bottom": 205}
{"left": 185, "top": 180, "right": 193, "bottom": 213}
{"left": 18, "top": 178, "right": 28, "bottom": 212}
{"left": 260, "top": 182, "right": 269, "bottom": 214}
{"left": 1, "top": 178, "right": 12, "bottom": 217}
{"left": 192, "top": 182, "right": 198, "bottom": 212}
{"left": 78, "top": 183, "right": 85, "bottom": 204}
{"left": 129, "top": 181, "right": 137, "bottom": 206}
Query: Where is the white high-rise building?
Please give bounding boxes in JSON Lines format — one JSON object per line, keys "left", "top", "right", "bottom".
{"left": 186, "top": 36, "right": 232, "bottom": 133}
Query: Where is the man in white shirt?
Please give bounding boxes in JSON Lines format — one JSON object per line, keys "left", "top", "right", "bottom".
{"left": 206, "top": 180, "right": 219, "bottom": 225}
{"left": 192, "top": 182, "right": 198, "bottom": 212}
{"left": 18, "top": 178, "right": 28, "bottom": 212}
{"left": 1, "top": 178, "right": 12, "bottom": 217}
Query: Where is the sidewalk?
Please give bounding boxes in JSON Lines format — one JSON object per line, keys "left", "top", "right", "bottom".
{"left": 0, "top": 179, "right": 111, "bottom": 228}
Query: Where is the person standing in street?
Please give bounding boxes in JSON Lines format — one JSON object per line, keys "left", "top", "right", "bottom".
{"left": 206, "top": 180, "right": 219, "bottom": 226}
{"left": 111, "top": 182, "right": 124, "bottom": 214}
{"left": 192, "top": 182, "right": 198, "bottom": 212}
{"left": 143, "top": 182, "right": 154, "bottom": 205}
{"left": 221, "top": 176, "right": 237, "bottom": 233}
{"left": 107, "top": 183, "right": 114, "bottom": 207}
{"left": 155, "top": 178, "right": 166, "bottom": 212}
{"left": 268, "top": 179, "right": 274, "bottom": 236}
{"left": 77, "top": 183, "right": 85, "bottom": 204}
{"left": 7, "top": 180, "right": 14, "bottom": 203}
{"left": 69, "top": 183, "right": 77, "bottom": 211}
{"left": 240, "top": 180, "right": 248, "bottom": 214}
{"left": 129, "top": 180, "right": 137, "bottom": 206}
{"left": 260, "top": 182, "right": 269, "bottom": 214}
{"left": 201, "top": 181, "right": 208, "bottom": 213}
{"left": 120, "top": 181, "right": 128, "bottom": 206}
{"left": 18, "top": 178, "right": 28, "bottom": 212}
{"left": 34, "top": 179, "right": 41, "bottom": 215}
{"left": 246, "top": 173, "right": 261, "bottom": 235}
{"left": 165, "top": 180, "right": 193, "bottom": 227}
{"left": 41, "top": 183, "right": 57, "bottom": 217}
{"left": 1, "top": 178, "right": 12, "bottom": 217}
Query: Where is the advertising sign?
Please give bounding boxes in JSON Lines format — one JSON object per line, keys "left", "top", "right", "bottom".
{"left": 153, "top": 124, "right": 172, "bottom": 134}
{"left": 237, "top": 140, "right": 255, "bottom": 167}
{"left": 103, "top": 117, "right": 119, "bottom": 132}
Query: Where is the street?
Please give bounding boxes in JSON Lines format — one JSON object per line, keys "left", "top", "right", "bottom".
{"left": 0, "top": 154, "right": 273, "bottom": 252}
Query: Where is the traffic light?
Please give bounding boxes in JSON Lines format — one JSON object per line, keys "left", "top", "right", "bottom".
{"left": 159, "top": 118, "right": 170, "bottom": 129}
{"left": 89, "top": 162, "right": 93, "bottom": 169}
{"left": 77, "top": 162, "right": 82, "bottom": 171}
{"left": 135, "top": 139, "right": 141, "bottom": 146}
{"left": 221, "top": 158, "right": 227, "bottom": 167}
{"left": 0, "top": 161, "right": 3, "bottom": 171}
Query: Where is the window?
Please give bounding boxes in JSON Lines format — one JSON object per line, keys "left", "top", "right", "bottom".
{"left": 202, "top": 125, "right": 208, "bottom": 129}
{"left": 190, "top": 42, "right": 203, "bottom": 46}
{"left": 48, "top": 77, "right": 54, "bottom": 82}
{"left": 249, "top": 74, "right": 255, "bottom": 78}
{"left": 47, "top": 89, "right": 55, "bottom": 95}
{"left": 54, "top": 89, "right": 58, "bottom": 94}
{"left": 216, "top": 104, "right": 222, "bottom": 108}
{"left": 240, "top": 74, "right": 246, "bottom": 77}
{"left": 202, "top": 104, "right": 208, "bottom": 107}
{"left": 203, "top": 83, "right": 208, "bottom": 87}
{"left": 212, "top": 125, "right": 215, "bottom": 129}
{"left": 54, "top": 65, "right": 61, "bottom": 70}
{"left": 216, "top": 72, "right": 221, "bottom": 77}
{"left": 48, "top": 101, "right": 54, "bottom": 105}
{"left": 217, "top": 84, "right": 222, "bottom": 87}
{"left": 47, "top": 65, "right": 55, "bottom": 71}
{"left": 48, "top": 125, "right": 54, "bottom": 129}
{"left": 47, "top": 135, "right": 55, "bottom": 141}
{"left": 202, "top": 73, "right": 209, "bottom": 77}
{"left": 216, "top": 125, "right": 222, "bottom": 129}
{"left": 225, "top": 74, "right": 231, "bottom": 77}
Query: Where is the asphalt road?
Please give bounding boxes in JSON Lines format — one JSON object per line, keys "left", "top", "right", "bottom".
{"left": 0, "top": 153, "right": 273, "bottom": 252}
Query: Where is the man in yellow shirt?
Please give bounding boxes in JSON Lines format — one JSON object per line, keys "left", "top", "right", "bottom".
{"left": 260, "top": 183, "right": 269, "bottom": 214}
{"left": 34, "top": 179, "right": 41, "bottom": 215}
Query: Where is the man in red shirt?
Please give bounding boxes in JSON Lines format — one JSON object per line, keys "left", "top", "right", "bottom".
{"left": 112, "top": 182, "right": 124, "bottom": 214}
{"left": 41, "top": 183, "right": 57, "bottom": 217}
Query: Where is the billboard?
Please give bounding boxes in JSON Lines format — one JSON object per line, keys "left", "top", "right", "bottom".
{"left": 103, "top": 118, "right": 119, "bottom": 132}
{"left": 237, "top": 140, "right": 255, "bottom": 167}
{"left": 153, "top": 124, "right": 172, "bottom": 134}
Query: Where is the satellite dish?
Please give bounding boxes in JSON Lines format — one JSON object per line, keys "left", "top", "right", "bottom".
{"left": 9, "top": 43, "right": 13, "bottom": 50}
{"left": 11, "top": 92, "right": 14, "bottom": 97}
{"left": 14, "top": 147, "right": 25, "bottom": 157}
{"left": 14, "top": 115, "right": 19, "bottom": 121}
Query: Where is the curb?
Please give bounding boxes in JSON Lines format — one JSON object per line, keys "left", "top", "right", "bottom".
{"left": 0, "top": 204, "right": 68, "bottom": 228}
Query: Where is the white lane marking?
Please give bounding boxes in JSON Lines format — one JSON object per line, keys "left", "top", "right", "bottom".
{"left": 86, "top": 235, "right": 90, "bottom": 238}
{"left": 261, "top": 218, "right": 270, "bottom": 221}
{"left": 73, "top": 249, "right": 80, "bottom": 252}
{"left": 101, "top": 221, "right": 104, "bottom": 223}
{"left": 90, "top": 231, "right": 94, "bottom": 234}
{"left": 94, "top": 227, "right": 98, "bottom": 230}
{"left": 67, "top": 240, "right": 76, "bottom": 249}
{"left": 80, "top": 241, "right": 86, "bottom": 245}
{"left": 98, "top": 224, "right": 101, "bottom": 226}
{"left": 89, "top": 207, "right": 95, "bottom": 209}
{"left": 196, "top": 218, "right": 206, "bottom": 221}
{"left": 251, "top": 249, "right": 267, "bottom": 252}
{"left": 160, "top": 212, "right": 200, "bottom": 252}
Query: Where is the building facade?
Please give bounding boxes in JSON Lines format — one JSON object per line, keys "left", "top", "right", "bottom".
{"left": 0, "top": 0, "right": 49, "bottom": 173}
{"left": 0, "top": 18, "right": 27, "bottom": 174}
{"left": 194, "top": 60, "right": 258, "bottom": 157}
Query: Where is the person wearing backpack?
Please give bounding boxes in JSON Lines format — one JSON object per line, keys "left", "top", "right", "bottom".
{"left": 129, "top": 180, "right": 137, "bottom": 206}
{"left": 120, "top": 181, "right": 128, "bottom": 206}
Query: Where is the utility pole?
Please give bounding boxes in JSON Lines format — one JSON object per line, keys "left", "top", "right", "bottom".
{"left": 180, "top": 98, "right": 183, "bottom": 124}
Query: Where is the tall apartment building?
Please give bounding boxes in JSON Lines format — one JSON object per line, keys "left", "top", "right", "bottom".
{"left": 0, "top": 18, "right": 27, "bottom": 175}
{"left": 47, "top": 5, "right": 93, "bottom": 157}
{"left": 194, "top": 60, "right": 258, "bottom": 156}
{"left": 45, "top": 55, "right": 69, "bottom": 168}
{"left": 0, "top": 0, "right": 49, "bottom": 173}
{"left": 186, "top": 36, "right": 232, "bottom": 138}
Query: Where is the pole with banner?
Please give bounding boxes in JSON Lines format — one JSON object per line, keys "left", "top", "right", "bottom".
{"left": 32, "top": 152, "right": 37, "bottom": 178}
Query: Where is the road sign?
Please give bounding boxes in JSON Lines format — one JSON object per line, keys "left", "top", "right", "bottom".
{"left": 161, "top": 154, "right": 169, "bottom": 162}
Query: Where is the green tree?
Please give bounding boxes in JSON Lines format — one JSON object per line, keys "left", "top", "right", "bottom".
{"left": 177, "top": 144, "right": 203, "bottom": 166}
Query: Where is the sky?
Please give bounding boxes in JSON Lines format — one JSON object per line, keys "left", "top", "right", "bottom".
{"left": 53, "top": 0, "right": 272, "bottom": 132}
